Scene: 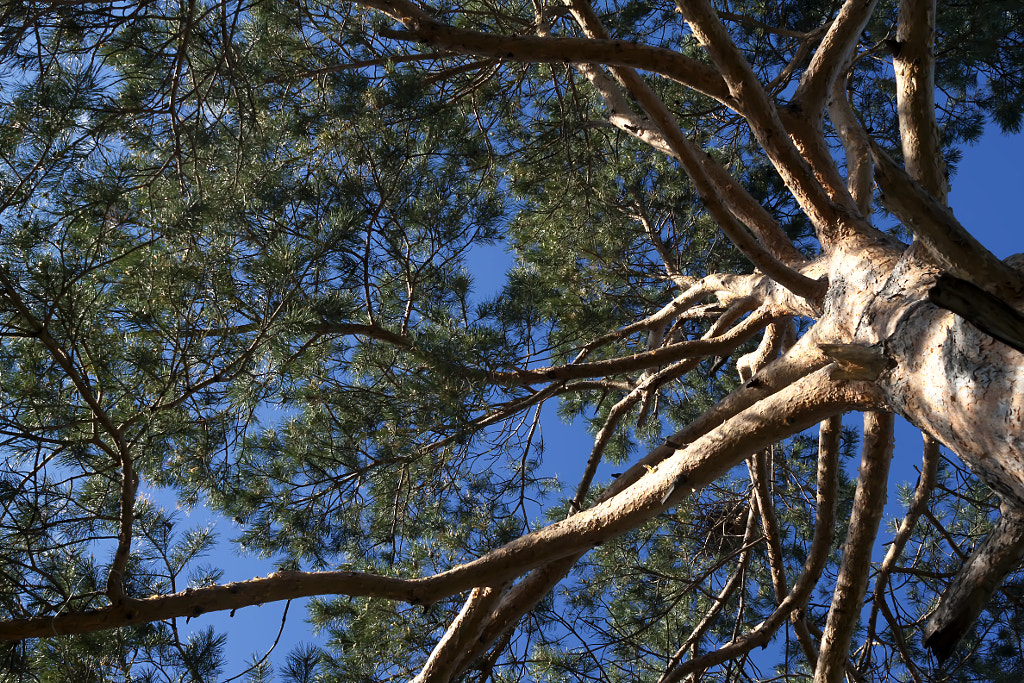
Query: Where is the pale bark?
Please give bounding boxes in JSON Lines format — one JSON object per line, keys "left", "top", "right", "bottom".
{"left": 410, "top": 584, "right": 507, "bottom": 683}
{"left": 815, "top": 412, "right": 894, "bottom": 683}
{"left": 676, "top": 0, "right": 864, "bottom": 246}
{"left": 828, "top": 66, "right": 873, "bottom": 216}
{"left": 0, "top": 368, "right": 880, "bottom": 641}
{"left": 8, "top": 1, "right": 1024, "bottom": 675}
{"left": 871, "top": 143, "right": 1024, "bottom": 302}
{"left": 561, "top": 0, "right": 820, "bottom": 295}
{"left": 893, "top": 0, "right": 946, "bottom": 202}
{"left": 793, "top": 0, "right": 880, "bottom": 119}
{"left": 443, "top": 349, "right": 848, "bottom": 679}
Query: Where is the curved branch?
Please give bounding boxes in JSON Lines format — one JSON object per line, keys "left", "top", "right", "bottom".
{"left": 410, "top": 584, "right": 508, "bottom": 683}
{"left": 792, "top": 0, "right": 879, "bottom": 120}
{"left": 815, "top": 411, "right": 894, "bottom": 683}
{"left": 871, "top": 143, "right": 1024, "bottom": 302}
{"left": 658, "top": 413, "right": 845, "bottom": 683}
{"left": 923, "top": 503, "right": 1024, "bottom": 661}
{"left": 0, "top": 366, "right": 885, "bottom": 642}
{"left": 892, "top": 0, "right": 946, "bottom": 202}
{"left": 444, "top": 339, "right": 839, "bottom": 676}
{"left": 359, "top": 0, "right": 730, "bottom": 101}
{"left": 575, "top": 57, "right": 810, "bottom": 269}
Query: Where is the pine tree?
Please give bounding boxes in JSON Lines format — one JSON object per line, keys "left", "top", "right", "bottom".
{"left": 0, "top": 0, "right": 1023, "bottom": 680}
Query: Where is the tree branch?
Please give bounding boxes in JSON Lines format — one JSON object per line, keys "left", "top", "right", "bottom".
{"left": 828, "top": 63, "right": 874, "bottom": 216}
{"left": 871, "top": 143, "right": 1024, "bottom": 302}
{"left": 410, "top": 584, "right": 508, "bottom": 683}
{"left": 563, "top": 0, "right": 815, "bottom": 278}
{"left": 359, "top": 0, "right": 731, "bottom": 101}
{"left": 490, "top": 305, "right": 781, "bottom": 384}
{"left": 0, "top": 367, "right": 884, "bottom": 641}
{"left": 792, "top": 0, "right": 879, "bottom": 120}
{"left": 893, "top": 0, "right": 946, "bottom": 202}
{"left": 675, "top": 0, "right": 864, "bottom": 248}
{"left": 815, "top": 411, "right": 894, "bottom": 683}
{"left": 923, "top": 504, "right": 1024, "bottom": 661}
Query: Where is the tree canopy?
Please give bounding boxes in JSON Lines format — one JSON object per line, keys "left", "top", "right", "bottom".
{"left": 0, "top": 0, "right": 1023, "bottom": 680}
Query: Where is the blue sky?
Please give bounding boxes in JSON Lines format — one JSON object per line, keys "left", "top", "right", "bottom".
{"left": 165, "top": 125, "right": 1024, "bottom": 679}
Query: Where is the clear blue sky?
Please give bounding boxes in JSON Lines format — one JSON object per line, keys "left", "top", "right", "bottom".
{"left": 165, "top": 126, "right": 1024, "bottom": 679}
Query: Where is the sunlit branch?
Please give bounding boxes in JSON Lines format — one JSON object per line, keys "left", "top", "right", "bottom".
{"left": 815, "top": 411, "right": 894, "bottom": 683}
{"left": 792, "top": 0, "right": 879, "bottom": 121}
{"left": 0, "top": 367, "right": 883, "bottom": 642}
{"left": 410, "top": 584, "right": 508, "bottom": 683}
{"left": 893, "top": 0, "right": 946, "bottom": 202}
{"left": 448, "top": 348, "right": 837, "bottom": 676}
{"left": 571, "top": 273, "right": 756, "bottom": 364}
{"left": 573, "top": 55, "right": 809, "bottom": 269}
{"left": 828, "top": 65, "right": 874, "bottom": 216}
{"left": 567, "top": 0, "right": 813, "bottom": 274}
{"left": 675, "top": 0, "right": 864, "bottom": 248}
{"left": 571, "top": 300, "right": 767, "bottom": 512}
{"left": 794, "top": 414, "right": 843, "bottom": 670}
{"left": 608, "top": 80, "right": 824, "bottom": 297}
{"left": 871, "top": 143, "right": 1024, "bottom": 301}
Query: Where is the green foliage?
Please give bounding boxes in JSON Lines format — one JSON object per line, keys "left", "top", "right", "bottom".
{"left": 0, "top": 0, "right": 1022, "bottom": 680}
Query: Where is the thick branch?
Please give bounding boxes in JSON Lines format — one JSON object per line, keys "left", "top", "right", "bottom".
{"left": 448, "top": 342, "right": 834, "bottom": 676}
{"left": 893, "top": 0, "right": 946, "bottom": 202}
{"left": 0, "top": 368, "right": 884, "bottom": 641}
{"left": 923, "top": 504, "right": 1024, "bottom": 661}
{"left": 676, "top": 0, "right": 864, "bottom": 247}
{"left": 793, "top": 0, "right": 879, "bottom": 119}
{"left": 871, "top": 143, "right": 1024, "bottom": 302}
{"left": 814, "top": 412, "right": 894, "bottom": 683}
{"left": 828, "top": 66, "right": 873, "bottom": 216}
{"left": 411, "top": 584, "right": 507, "bottom": 683}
